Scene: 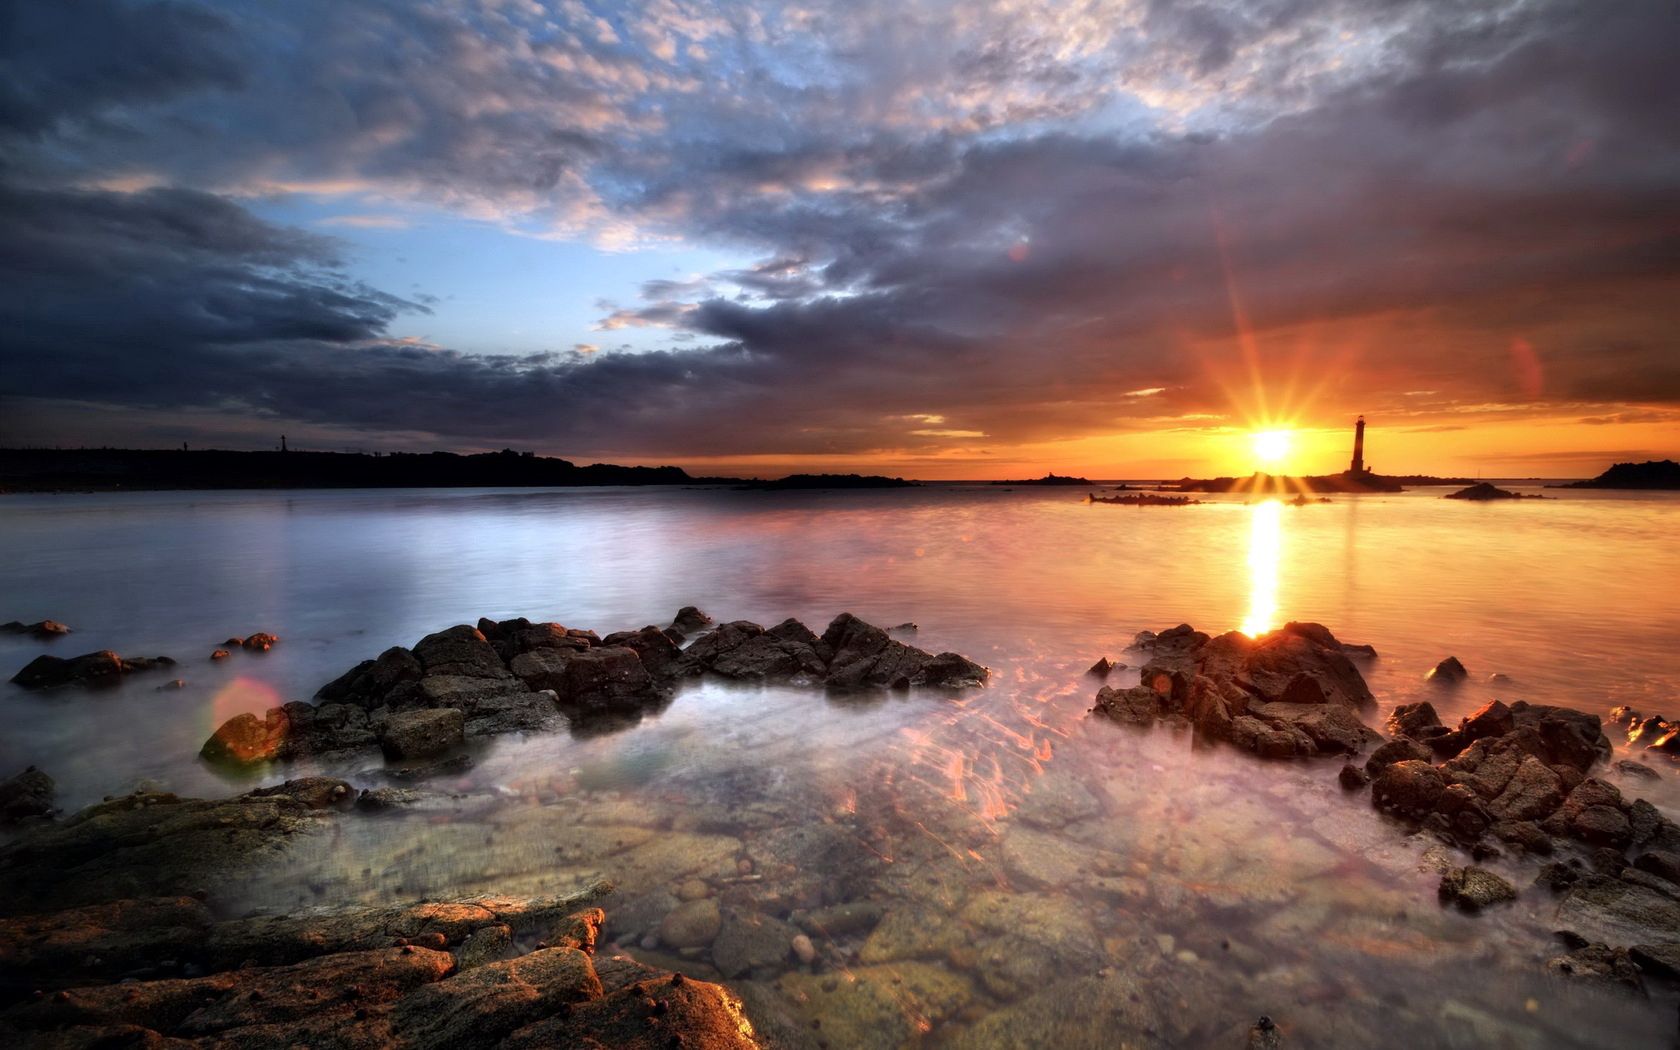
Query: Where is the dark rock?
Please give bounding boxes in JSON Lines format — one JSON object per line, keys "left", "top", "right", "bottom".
{"left": 1438, "top": 866, "right": 1516, "bottom": 911}
{"left": 1091, "top": 685, "right": 1160, "bottom": 727}
{"left": 1617, "top": 759, "right": 1661, "bottom": 781}
{"left": 480, "top": 619, "right": 596, "bottom": 663}
{"left": 1629, "top": 942, "right": 1680, "bottom": 980}
{"left": 1087, "top": 657, "right": 1114, "bottom": 677}
{"left": 201, "top": 709, "right": 291, "bottom": 766}
{"left": 1338, "top": 764, "right": 1370, "bottom": 791}
{"left": 1387, "top": 701, "right": 1442, "bottom": 738}
{"left": 916, "top": 651, "right": 989, "bottom": 689}
{"left": 0, "top": 766, "right": 55, "bottom": 824}
{"left": 1, "top": 619, "right": 71, "bottom": 638}
{"left": 600, "top": 625, "right": 686, "bottom": 680}
{"left": 707, "top": 620, "right": 827, "bottom": 681}
{"left": 1365, "top": 737, "right": 1431, "bottom": 776}
{"left": 316, "top": 646, "right": 423, "bottom": 707}
{"left": 412, "top": 625, "right": 510, "bottom": 679}
{"left": 9, "top": 650, "right": 175, "bottom": 690}
{"left": 1372, "top": 760, "right": 1447, "bottom": 818}
{"left": 556, "top": 647, "right": 658, "bottom": 713}
{"left": 1340, "top": 642, "right": 1377, "bottom": 660}
{"left": 210, "top": 648, "right": 231, "bottom": 660}
{"left": 1634, "top": 851, "right": 1680, "bottom": 886}
{"left": 1545, "top": 941, "right": 1644, "bottom": 990}
{"left": 671, "top": 606, "right": 713, "bottom": 634}
{"left": 381, "top": 709, "right": 465, "bottom": 761}
{"left": 1247, "top": 1014, "right": 1283, "bottom": 1050}
{"left": 1491, "top": 820, "right": 1553, "bottom": 855}
{"left": 1537, "top": 862, "right": 1583, "bottom": 894}
{"left": 710, "top": 909, "right": 800, "bottom": 978}
{"left": 1555, "top": 875, "right": 1680, "bottom": 944}
{"left": 1427, "top": 656, "right": 1468, "bottom": 683}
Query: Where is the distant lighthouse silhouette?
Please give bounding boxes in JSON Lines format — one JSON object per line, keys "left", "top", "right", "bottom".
{"left": 1350, "top": 416, "right": 1366, "bottom": 474}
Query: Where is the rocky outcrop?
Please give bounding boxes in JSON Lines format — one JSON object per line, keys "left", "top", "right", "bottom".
{"left": 202, "top": 611, "right": 987, "bottom": 769}
{"left": 1, "top": 620, "right": 71, "bottom": 638}
{"left": 0, "top": 779, "right": 352, "bottom": 914}
{"left": 1426, "top": 656, "right": 1468, "bottom": 683}
{"left": 1438, "top": 866, "right": 1517, "bottom": 911}
{"left": 1092, "top": 622, "right": 1379, "bottom": 760}
{"left": 8, "top": 650, "right": 175, "bottom": 690}
{"left": 1608, "top": 705, "right": 1680, "bottom": 761}
{"left": 0, "top": 882, "right": 760, "bottom": 1049}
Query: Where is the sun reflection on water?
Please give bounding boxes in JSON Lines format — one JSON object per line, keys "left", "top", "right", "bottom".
{"left": 1242, "top": 499, "right": 1283, "bottom": 636}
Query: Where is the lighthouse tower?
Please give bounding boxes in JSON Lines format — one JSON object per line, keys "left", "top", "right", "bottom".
{"left": 1350, "top": 417, "right": 1366, "bottom": 474}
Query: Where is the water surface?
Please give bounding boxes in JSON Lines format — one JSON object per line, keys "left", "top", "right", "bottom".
{"left": 3, "top": 483, "right": 1678, "bottom": 1047}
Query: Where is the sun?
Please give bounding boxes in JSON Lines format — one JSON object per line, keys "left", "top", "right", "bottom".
{"left": 1251, "top": 429, "right": 1292, "bottom": 468}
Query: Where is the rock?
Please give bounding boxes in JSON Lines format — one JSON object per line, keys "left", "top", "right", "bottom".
{"left": 155, "top": 678, "right": 186, "bottom": 691}
{"left": 1372, "top": 760, "right": 1447, "bottom": 818}
{"left": 946, "top": 974, "right": 1162, "bottom": 1049}
{"left": 380, "top": 708, "right": 465, "bottom": 761}
{"left": 1091, "top": 685, "right": 1160, "bottom": 726}
{"left": 1545, "top": 941, "right": 1644, "bottom": 990}
{"left": 671, "top": 606, "right": 712, "bottom": 634}
{"left": 1634, "top": 851, "right": 1680, "bottom": 886}
{"left": 556, "top": 646, "right": 658, "bottom": 712}
{"left": 1339, "top": 764, "right": 1370, "bottom": 791}
{"left": 917, "top": 650, "right": 990, "bottom": 688}
{"left": 708, "top": 620, "right": 827, "bottom": 681}
{"left": 790, "top": 933, "right": 816, "bottom": 964}
{"left": 1459, "top": 700, "right": 1514, "bottom": 742}
{"left": 1629, "top": 942, "right": 1680, "bottom": 980}
{"left": 0, "top": 766, "right": 55, "bottom": 824}
{"left": 1087, "top": 657, "right": 1114, "bottom": 677}
{"left": 200, "top": 709, "right": 291, "bottom": 766}
{"left": 1, "top": 619, "right": 71, "bottom": 638}
{"left": 1428, "top": 656, "right": 1468, "bottom": 683}
{"left": 240, "top": 632, "right": 279, "bottom": 652}
{"left": 710, "top": 909, "right": 799, "bottom": 978}
{"left": 413, "top": 624, "right": 510, "bottom": 679}
{"left": 210, "top": 648, "right": 231, "bottom": 660}
{"left": 1617, "top": 759, "right": 1661, "bottom": 781}
{"left": 316, "top": 646, "right": 423, "bottom": 707}
{"left": 1248, "top": 1015, "right": 1284, "bottom": 1050}
{"left": 600, "top": 624, "right": 686, "bottom": 680}
{"left": 1556, "top": 875, "right": 1680, "bottom": 944}
{"left": 1387, "top": 700, "right": 1442, "bottom": 738}
{"left": 1438, "top": 866, "right": 1517, "bottom": 911}
{"left": 479, "top": 618, "right": 595, "bottom": 663}
{"left": 658, "top": 899, "right": 721, "bottom": 949}
{"left": 1365, "top": 736, "right": 1431, "bottom": 776}
{"left": 793, "top": 901, "right": 883, "bottom": 938}
{"left": 9, "top": 650, "right": 175, "bottom": 690}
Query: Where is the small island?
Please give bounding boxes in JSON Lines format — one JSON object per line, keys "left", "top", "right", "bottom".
{"left": 1557, "top": 460, "right": 1680, "bottom": 490}
{"left": 1087, "top": 492, "right": 1200, "bottom": 506}
{"left": 1444, "top": 482, "right": 1546, "bottom": 501}
{"left": 990, "top": 473, "right": 1092, "bottom": 486}
{"left": 736, "top": 473, "right": 916, "bottom": 490}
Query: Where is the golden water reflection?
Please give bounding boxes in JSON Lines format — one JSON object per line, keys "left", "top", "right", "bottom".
{"left": 1241, "top": 499, "right": 1282, "bottom": 636}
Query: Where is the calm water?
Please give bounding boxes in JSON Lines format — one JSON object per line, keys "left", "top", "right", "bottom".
{"left": 3, "top": 483, "right": 1679, "bottom": 1047}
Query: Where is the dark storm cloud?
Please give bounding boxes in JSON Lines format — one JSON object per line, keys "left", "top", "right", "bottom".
{"left": 2, "top": 0, "right": 1678, "bottom": 457}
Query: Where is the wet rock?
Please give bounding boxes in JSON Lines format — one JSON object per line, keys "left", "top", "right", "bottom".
{"left": 210, "top": 647, "right": 231, "bottom": 660}
{"left": 1338, "top": 764, "right": 1370, "bottom": 790}
{"left": 601, "top": 624, "right": 687, "bottom": 680}
{"left": 707, "top": 619, "right": 828, "bottom": 681}
{"left": 1387, "top": 700, "right": 1442, "bottom": 738}
{"left": 789, "top": 933, "right": 816, "bottom": 965}
{"left": 1545, "top": 941, "right": 1644, "bottom": 990}
{"left": 1091, "top": 685, "right": 1160, "bottom": 726}
{"left": 1438, "top": 866, "right": 1517, "bottom": 911}
{"left": 671, "top": 606, "right": 712, "bottom": 634}
{"left": 316, "top": 646, "right": 422, "bottom": 707}
{"left": 9, "top": 650, "right": 175, "bottom": 690}
{"left": 1247, "top": 1015, "right": 1284, "bottom": 1050}
{"left": 1556, "top": 875, "right": 1680, "bottom": 944}
{"left": 658, "top": 899, "right": 721, "bottom": 950}
{"left": 200, "top": 708, "right": 291, "bottom": 765}
{"left": 557, "top": 646, "right": 658, "bottom": 712}
{"left": 1372, "top": 760, "right": 1447, "bottom": 818}
{"left": 946, "top": 974, "right": 1164, "bottom": 1050}
{"left": 479, "top": 618, "right": 595, "bottom": 663}
{"left": 1427, "top": 656, "right": 1468, "bottom": 683}
{"left": 1365, "top": 736, "right": 1431, "bottom": 776}
{"left": 793, "top": 900, "right": 883, "bottom": 938}
{"left": 1, "top": 619, "right": 71, "bottom": 638}
{"left": 1016, "top": 767, "right": 1103, "bottom": 828}
{"left": 1617, "top": 759, "right": 1662, "bottom": 781}
{"left": 1087, "top": 657, "right": 1114, "bottom": 677}
{"left": 240, "top": 632, "right": 279, "bottom": 652}
{"left": 0, "top": 765, "right": 55, "bottom": 825}
{"left": 1629, "top": 942, "right": 1680, "bottom": 980}
{"left": 380, "top": 708, "right": 465, "bottom": 761}
{"left": 413, "top": 624, "right": 510, "bottom": 679}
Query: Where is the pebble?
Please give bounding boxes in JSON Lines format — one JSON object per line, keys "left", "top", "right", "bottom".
{"left": 791, "top": 934, "right": 817, "bottom": 965}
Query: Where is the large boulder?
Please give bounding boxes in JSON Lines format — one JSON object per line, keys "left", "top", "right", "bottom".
{"left": 1372, "top": 760, "right": 1447, "bottom": 818}
{"left": 412, "top": 625, "right": 510, "bottom": 679}
{"left": 315, "top": 646, "right": 422, "bottom": 707}
{"left": 558, "top": 647, "right": 658, "bottom": 712}
{"left": 601, "top": 624, "right": 687, "bottom": 679}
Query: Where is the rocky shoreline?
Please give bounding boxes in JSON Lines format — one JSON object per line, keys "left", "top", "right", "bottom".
{"left": 6, "top": 613, "right": 1680, "bottom": 1045}
{"left": 199, "top": 609, "right": 988, "bottom": 769}
{"left": 1094, "top": 621, "right": 1680, "bottom": 999}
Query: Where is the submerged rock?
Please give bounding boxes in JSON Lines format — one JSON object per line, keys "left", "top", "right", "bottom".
{"left": 0, "top": 619, "right": 71, "bottom": 638}
{"left": 9, "top": 650, "right": 175, "bottom": 690}
{"left": 1427, "top": 656, "right": 1469, "bottom": 683}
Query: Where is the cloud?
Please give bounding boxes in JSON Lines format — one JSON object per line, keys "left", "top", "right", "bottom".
{"left": 0, "top": 0, "right": 1677, "bottom": 463}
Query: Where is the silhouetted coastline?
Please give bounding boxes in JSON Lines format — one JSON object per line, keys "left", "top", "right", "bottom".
{"left": 0, "top": 447, "right": 740, "bottom": 492}
{"left": 1556, "top": 460, "right": 1680, "bottom": 490}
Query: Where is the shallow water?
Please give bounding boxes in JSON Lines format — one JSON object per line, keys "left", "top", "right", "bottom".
{"left": 3, "top": 483, "right": 1680, "bottom": 1046}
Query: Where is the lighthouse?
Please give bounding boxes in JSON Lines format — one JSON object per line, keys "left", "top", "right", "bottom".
{"left": 1350, "top": 416, "right": 1366, "bottom": 474}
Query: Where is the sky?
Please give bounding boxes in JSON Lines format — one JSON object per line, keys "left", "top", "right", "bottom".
{"left": 1, "top": 0, "right": 1677, "bottom": 479}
